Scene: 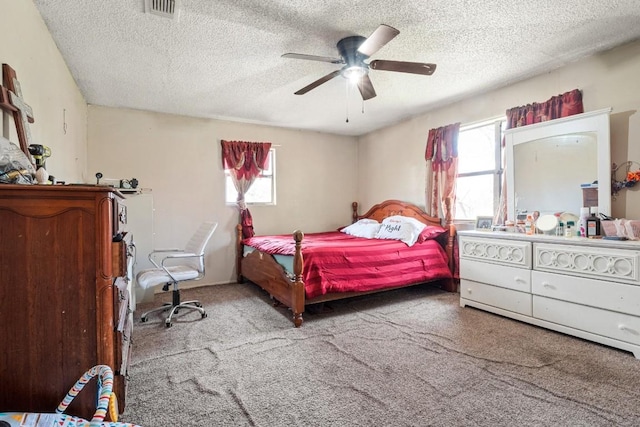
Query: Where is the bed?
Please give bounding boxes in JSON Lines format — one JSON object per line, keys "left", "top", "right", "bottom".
{"left": 235, "top": 200, "right": 457, "bottom": 327}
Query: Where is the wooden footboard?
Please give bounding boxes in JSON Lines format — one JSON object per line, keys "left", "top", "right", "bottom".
{"left": 237, "top": 226, "right": 306, "bottom": 327}
{"left": 236, "top": 200, "right": 457, "bottom": 327}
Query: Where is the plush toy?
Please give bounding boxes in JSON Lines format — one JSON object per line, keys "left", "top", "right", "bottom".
{"left": 0, "top": 365, "right": 141, "bottom": 427}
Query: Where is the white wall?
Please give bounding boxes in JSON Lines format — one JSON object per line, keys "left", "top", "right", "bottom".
{"left": 0, "top": 0, "right": 87, "bottom": 183}
{"left": 358, "top": 40, "right": 640, "bottom": 220}
{"left": 87, "top": 106, "right": 358, "bottom": 285}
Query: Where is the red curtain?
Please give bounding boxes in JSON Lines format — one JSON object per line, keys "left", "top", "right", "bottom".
{"left": 221, "top": 140, "right": 272, "bottom": 238}
{"left": 424, "top": 122, "right": 460, "bottom": 279}
{"left": 495, "top": 89, "right": 584, "bottom": 224}
{"left": 425, "top": 122, "right": 460, "bottom": 224}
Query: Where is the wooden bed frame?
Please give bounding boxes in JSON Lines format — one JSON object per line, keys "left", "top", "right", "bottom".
{"left": 235, "top": 200, "right": 457, "bottom": 327}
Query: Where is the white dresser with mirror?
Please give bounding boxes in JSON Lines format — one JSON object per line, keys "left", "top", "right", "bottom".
{"left": 459, "top": 231, "right": 640, "bottom": 358}
{"left": 505, "top": 107, "right": 612, "bottom": 220}
{"left": 458, "top": 107, "right": 640, "bottom": 358}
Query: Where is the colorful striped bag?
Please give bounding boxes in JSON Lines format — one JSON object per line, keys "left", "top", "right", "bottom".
{"left": 0, "top": 365, "right": 141, "bottom": 427}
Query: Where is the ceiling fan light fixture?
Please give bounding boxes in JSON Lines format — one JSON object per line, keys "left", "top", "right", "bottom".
{"left": 284, "top": 24, "right": 436, "bottom": 101}
{"left": 341, "top": 65, "right": 368, "bottom": 83}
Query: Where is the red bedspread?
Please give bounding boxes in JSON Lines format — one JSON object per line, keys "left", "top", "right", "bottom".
{"left": 243, "top": 231, "right": 452, "bottom": 299}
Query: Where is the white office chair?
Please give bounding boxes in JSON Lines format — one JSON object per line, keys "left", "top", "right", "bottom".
{"left": 137, "top": 221, "right": 218, "bottom": 327}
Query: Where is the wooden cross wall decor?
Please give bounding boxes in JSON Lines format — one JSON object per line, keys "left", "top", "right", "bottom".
{"left": 0, "top": 64, "right": 35, "bottom": 157}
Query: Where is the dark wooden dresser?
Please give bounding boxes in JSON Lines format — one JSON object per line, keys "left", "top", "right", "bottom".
{"left": 0, "top": 184, "right": 132, "bottom": 420}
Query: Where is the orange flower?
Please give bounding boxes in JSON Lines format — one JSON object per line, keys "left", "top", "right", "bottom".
{"left": 626, "top": 170, "right": 640, "bottom": 182}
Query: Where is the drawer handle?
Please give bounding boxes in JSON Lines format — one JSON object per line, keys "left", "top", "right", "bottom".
{"left": 618, "top": 324, "right": 640, "bottom": 336}
{"left": 542, "top": 281, "right": 555, "bottom": 289}
{"left": 467, "top": 288, "right": 472, "bottom": 294}
{"left": 514, "top": 276, "right": 527, "bottom": 284}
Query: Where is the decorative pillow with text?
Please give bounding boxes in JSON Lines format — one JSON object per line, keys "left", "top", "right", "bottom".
{"left": 340, "top": 218, "right": 381, "bottom": 239}
{"left": 374, "top": 215, "right": 427, "bottom": 246}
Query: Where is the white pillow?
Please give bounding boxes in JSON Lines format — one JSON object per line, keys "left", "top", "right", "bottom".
{"left": 341, "top": 219, "right": 381, "bottom": 239}
{"left": 375, "top": 215, "right": 427, "bottom": 247}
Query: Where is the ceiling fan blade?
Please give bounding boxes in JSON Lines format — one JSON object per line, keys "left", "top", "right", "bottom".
{"left": 294, "top": 70, "right": 342, "bottom": 95}
{"left": 282, "top": 53, "right": 343, "bottom": 64}
{"left": 369, "top": 59, "right": 437, "bottom": 75}
{"left": 356, "top": 74, "right": 377, "bottom": 100}
{"left": 357, "top": 24, "right": 400, "bottom": 57}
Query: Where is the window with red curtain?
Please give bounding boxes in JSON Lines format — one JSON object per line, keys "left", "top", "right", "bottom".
{"left": 425, "top": 122, "right": 460, "bottom": 224}
{"left": 221, "top": 140, "right": 272, "bottom": 238}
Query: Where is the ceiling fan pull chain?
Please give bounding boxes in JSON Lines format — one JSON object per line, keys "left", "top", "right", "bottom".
{"left": 345, "top": 80, "right": 350, "bottom": 123}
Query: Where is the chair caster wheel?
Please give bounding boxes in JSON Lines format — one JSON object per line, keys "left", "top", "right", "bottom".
{"left": 195, "top": 302, "right": 203, "bottom": 308}
{"left": 165, "top": 320, "right": 172, "bottom": 328}
{"left": 201, "top": 312, "right": 207, "bottom": 319}
{"left": 141, "top": 316, "right": 148, "bottom": 323}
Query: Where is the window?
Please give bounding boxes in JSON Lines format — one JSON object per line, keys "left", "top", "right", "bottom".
{"left": 455, "top": 119, "right": 504, "bottom": 220}
{"left": 225, "top": 149, "right": 276, "bottom": 205}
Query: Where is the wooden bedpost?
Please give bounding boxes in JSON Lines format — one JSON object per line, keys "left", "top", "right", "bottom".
{"left": 439, "top": 197, "right": 458, "bottom": 292}
{"left": 236, "top": 224, "right": 244, "bottom": 283}
{"left": 352, "top": 201, "right": 358, "bottom": 223}
{"left": 291, "top": 230, "right": 305, "bottom": 327}
{"left": 443, "top": 220, "right": 458, "bottom": 293}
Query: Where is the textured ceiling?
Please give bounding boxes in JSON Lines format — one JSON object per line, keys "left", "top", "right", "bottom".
{"left": 33, "top": 0, "right": 640, "bottom": 136}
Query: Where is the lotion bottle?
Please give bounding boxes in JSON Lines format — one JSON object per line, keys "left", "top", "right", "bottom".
{"left": 579, "top": 207, "right": 590, "bottom": 237}
{"left": 525, "top": 214, "right": 534, "bottom": 235}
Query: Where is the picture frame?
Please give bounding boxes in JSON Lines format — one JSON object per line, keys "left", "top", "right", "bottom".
{"left": 475, "top": 216, "right": 493, "bottom": 230}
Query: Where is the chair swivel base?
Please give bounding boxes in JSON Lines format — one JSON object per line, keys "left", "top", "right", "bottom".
{"left": 140, "top": 289, "right": 207, "bottom": 327}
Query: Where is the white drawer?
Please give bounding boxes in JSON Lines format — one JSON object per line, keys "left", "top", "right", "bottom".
{"left": 533, "top": 296, "right": 640, "bottom": 346}
{"left": 460, "top": 279, "right": 532, "bottom": 316}
{"left": 459, "top": 236, "right": 531, "bottom": 268}
{"left": 534, "top": 243, "right": 640, "bottom": 285}
{"left": 460, "top": 259, "right": 531, "bottom": 293}
{"left": 532, "top": 270, "right": 640, "bottom": 316}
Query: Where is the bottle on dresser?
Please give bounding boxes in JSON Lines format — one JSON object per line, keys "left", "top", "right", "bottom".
{"left": 578, "top": 207, "right": 590, "bottom": 237}
{"left": 565, "top": 221, "right": 575, "bottom": 237}
{"left": 525, "top": 213, "right": 535, "bottom": 235}
{"left": 586, "top": 206, "right": 601, "bottom": 237}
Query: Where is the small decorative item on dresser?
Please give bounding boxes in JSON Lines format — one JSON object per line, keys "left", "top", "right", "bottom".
{"left": 119, "top": 178, "right": 139, "bottom": 189}
{"left": 611, "top": 161, "right": 640, "bottom": 197}
{"left": 602, "top": 218, "right": 640, "bottom": 240}
{"left": 475, "top": 216, "right": 493, "bottom": 230}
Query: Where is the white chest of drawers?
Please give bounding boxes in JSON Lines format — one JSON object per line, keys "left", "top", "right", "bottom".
{"left": 458, "top": 230, "right": 640, "bottom": 358}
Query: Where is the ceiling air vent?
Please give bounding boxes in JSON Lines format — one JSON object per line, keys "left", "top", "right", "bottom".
{"left": 144, "top": 0, "right": 178, "bottom": 19}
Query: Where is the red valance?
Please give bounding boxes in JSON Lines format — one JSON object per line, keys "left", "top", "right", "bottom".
{"left": 425, "top": 122, "right": 460, "bottom": 166}
{"left": 221, "top": 140, "right": 272, "bottom": 180}
{"left": 505, "top": 89, "right": 583, "bottom": 130}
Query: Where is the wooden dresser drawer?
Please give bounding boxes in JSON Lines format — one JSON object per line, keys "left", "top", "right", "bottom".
{"left": 532, "top": 270, "right": 640, "bottom": 316}
{"left": 534, "top": 243, "right": 640, "bottom": 285}
{"left": 461, "top": 279, "right": 532, "bottom": 316}
{"left": 460, "top": 259, "right": 531, "bottom": 293}
{"left": 459, "top": 236, "right": 532, "bottom": 268}
{"left": 533, "top": 296, "right": 640, "bottom": 346}
{"left": 112, "top": 240, "right": 127, "bottom": 277}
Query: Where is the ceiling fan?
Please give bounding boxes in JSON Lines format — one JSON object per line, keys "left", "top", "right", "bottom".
{"left": 282, "top": 24, "right": 436, "bottom": 101}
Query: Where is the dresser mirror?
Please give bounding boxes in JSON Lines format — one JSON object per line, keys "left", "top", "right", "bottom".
{"left": 505, "top": 108, "right": 612, "bottom": 222}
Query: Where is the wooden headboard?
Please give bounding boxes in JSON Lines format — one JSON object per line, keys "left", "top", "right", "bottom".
{"left": 352, "top": 200, "right": 443, "bottom": 228}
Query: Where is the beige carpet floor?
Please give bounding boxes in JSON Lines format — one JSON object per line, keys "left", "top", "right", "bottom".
{"left": 121, "top": 282, "right": 640, "bottom": 426}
